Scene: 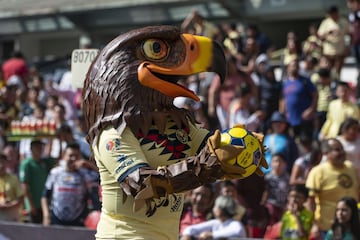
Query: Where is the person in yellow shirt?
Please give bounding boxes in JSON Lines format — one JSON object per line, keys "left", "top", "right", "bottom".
{"left": 0, "top": 153, "right": 24, "bottom": 222}
{"left": 319, "top": 81, "right": 360, "bottom": 139}
{"left": 312, "top": 68, "right": 335, "bottom": 137}
{"left": 317, "top": 5, "right": 350, "bottom": 78}
{"left": 306, "top": 138, "right": 359, "bottom": 239}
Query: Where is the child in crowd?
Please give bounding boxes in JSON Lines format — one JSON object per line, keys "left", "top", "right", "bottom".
{"left": 280, "top": 184, "right": 313, "bottom": 240}
{"left": 218, "top": 180, "right": 246, "bottom": 221}
{"left": 181, "top": 195, "right": 247, "bottom": 240}
{"left": 262, "top": 111, "right": 299, "bottom": 175}
{"left": 325, "top": 196, "right": 360, "bottom": 240}
{"left": 262, "top": 153, "right": 290, "bottom": 225}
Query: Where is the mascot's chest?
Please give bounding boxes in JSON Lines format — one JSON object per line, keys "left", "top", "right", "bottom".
{"left": 136, "top": 123, "right": 192, "bottom": 162}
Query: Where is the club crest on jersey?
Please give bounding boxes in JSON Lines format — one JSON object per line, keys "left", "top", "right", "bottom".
{"left": 106, "top": 139, "right": 121, "bottom": 152}
{"left": 176, "top": 129, "right": 188, "bottom": 144}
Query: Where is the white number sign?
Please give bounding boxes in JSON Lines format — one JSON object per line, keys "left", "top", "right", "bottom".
{"left": 71, "top": 49, "right": 99, "bottom": 88}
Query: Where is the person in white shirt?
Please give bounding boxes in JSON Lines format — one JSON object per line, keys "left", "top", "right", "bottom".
{"left": 181, "top": 195, "right": 247, "bottom": 240}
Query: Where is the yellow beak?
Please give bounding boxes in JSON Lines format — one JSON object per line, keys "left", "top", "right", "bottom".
{"left": 138, "top": 34, "right": 226, "bottom": 101}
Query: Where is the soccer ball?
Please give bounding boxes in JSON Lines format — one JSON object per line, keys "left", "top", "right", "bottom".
{"left": 220, "top": 127, "right": 262, "bottom": 178}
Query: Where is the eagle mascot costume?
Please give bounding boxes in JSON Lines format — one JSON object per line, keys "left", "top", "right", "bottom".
{"left": 83, "top": 25, "right": 267, "bottom": 240}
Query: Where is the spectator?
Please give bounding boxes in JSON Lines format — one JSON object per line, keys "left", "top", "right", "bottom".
{"left": 302, "top": 23, "right": 322, "bottom": 61}
{"left": 347, "top": 0, "right": 360, "bottom": 99}
{"left": 254, "top": 61, "right": 282, "bottom": 133}
{"left": 280, "top": 184, "right": 313, "bottom": 240}
{"left": 57, "top": 59, "right": 76, "bottom": 92}
{"left": 299, "top": 54, "right": 318, "bottom": 79}
{"left": 41, "top": 142, "right": 92, "bottom": 226}
{"left": 52, "top": 103, "right": 74, "bottom": 129}
{"left": 47, "top": 106, "right": 75, "bottom": 159}
{"left": 20, "top": 86, "right": 40, "bottom": 119}
{"left": 49, "top": 123, "right": 90, "bottom": 161}
{"left": 270, "top": 31, "right": 301, "bottom": 81}
{"left": 1, "top": 51, "right": 29, "bottom": 87}
{"left": 228, "top": 83, "right": 264, "bottom": 131}
{"left": 44, "top": 95, "right": 59, "bottom": 120}
{"left": 57, "top": 139, "right": 100, "bottom": 211}
{"left": 251, "top": 52, "right": 269, "bottom": 85}
{"left": 337, "top": 117, "right": 360, "bottom": 180}
{"left": 317, "top": 5, "right": 350, "bottom": 78}
{"left": 290, "top": 140, "right": 322, "bottom": 186}
{"left": 19, "top": 139, "right": 56, "bottom": 223}
{"left": 181, "top": 195, "right": 247, "bottom": 240}
{"left": 179, "top": 184, "right": 215, "bottom": 236}
{"left": 262, "top": 153, "right": 290, "bottom": 225}
{"left": 45, "top": 77, "right": 78, "bottom": 121}
{"left": 29, "top": 74, "right": 48, "bottom": 105}
{"left": 237, "top": 36, "right": 259, "bottom": 75}
{"left": 325, "top": 196, "right": 360, "bottom": 240}
{"left": 0, "top": 153, "right": 24, "bottom": 222}
{"left": 181, "top": 9, "right": 220, "bottom": 40}
{"left": 280, "top": 58, "right": 318, "bottom": 141}
{"left": 306, "top": 138, "right": 359, "bottom": 238}
{"left": 222, "top": 25, "right": 243, "bottom": 57}
{"left": 281, "top": 33, "right": 301, "bottom": 74}
{"left": 217, "top": 180, "right": 246, "bottom": 221}
{"left": 0, "top": 84, "right": 20, "bottom": 134}
{"left": 233, "top": 174, "right": 269, "bottom": 238}
{"left": 262, "top": 111, "right": 299, "bottom": 174}
{"left": 319, "top": 81, "right": 360, "bottom": 140}
{"left": 312, "top": 68, "right": 336, "bottom": 137}
{"left": 19, "top": 102, "right": 49, "bottom": 160}
{"left": 214, "top": 84, "right": 236, "bottom": 131}
{"left": 245, "top": 24, "right": 272, "bottom": 54}
{"left": 207, "top": 55, "right": 256, "bottom": 131}
{"left": 2, "top": 144, "right": 20, "bottom": 174}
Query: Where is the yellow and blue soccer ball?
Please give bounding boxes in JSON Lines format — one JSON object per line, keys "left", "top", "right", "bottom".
{"left": 220, "top": 127, "right": 262, "bottom": 177}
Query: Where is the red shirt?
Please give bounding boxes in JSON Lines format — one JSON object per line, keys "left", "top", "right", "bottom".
{"left": 179, "top": 207, "right": 208, "bottom": 235}
{"left": 2, "top": 58, "right": 28, "bottom": 82}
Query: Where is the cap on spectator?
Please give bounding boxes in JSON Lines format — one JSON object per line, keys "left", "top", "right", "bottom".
{"left": 214, "top": 195, "right": 237, "bottom": 216}
{"left": 270, "top": 111, "right": 287, "bottom": 123}
{"left": 255, "top": 53, "right": 269, "bottom": 66}
{"left": 7, "top": 75, "right": 22, "bottom": 87}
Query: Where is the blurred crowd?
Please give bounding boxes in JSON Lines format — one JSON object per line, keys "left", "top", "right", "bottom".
{"left": 0, "top": 1, "right": 360, "bottom": 240}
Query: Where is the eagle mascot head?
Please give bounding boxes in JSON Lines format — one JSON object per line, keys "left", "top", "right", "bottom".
{"left": 83, "top": 25, "right": 226, "bottom": 145}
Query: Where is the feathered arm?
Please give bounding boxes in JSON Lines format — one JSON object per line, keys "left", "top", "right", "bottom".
{"left": 118, "top": 125, "right": 267, "bottom": 217}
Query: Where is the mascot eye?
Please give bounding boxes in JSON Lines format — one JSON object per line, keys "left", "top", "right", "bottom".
{"left": 142, "top": 39, "right": 168, "bottom": 60}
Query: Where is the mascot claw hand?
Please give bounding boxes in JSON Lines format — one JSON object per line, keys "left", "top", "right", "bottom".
{"left": 208, "top": 124, "right": 268, "bottom": 179}
{"left": 207, "top": 129, "right": 247, "bottom": 179}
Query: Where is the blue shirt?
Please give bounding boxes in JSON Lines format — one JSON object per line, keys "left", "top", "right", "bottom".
{"left": 282, "top": 75, "right": 316, "bottom": 126}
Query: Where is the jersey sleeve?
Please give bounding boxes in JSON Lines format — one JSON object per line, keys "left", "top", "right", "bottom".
{"left": 96, "top": 127, "right": 150, "bottom": 183}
